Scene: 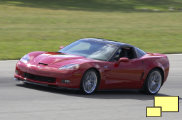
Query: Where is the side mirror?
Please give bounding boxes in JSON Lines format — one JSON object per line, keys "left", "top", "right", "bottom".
{"left": 59, "top": 46, "right": 64, "bottom": 49}
{"left": 119, "top": 57, "right": 129, "bottom": 62}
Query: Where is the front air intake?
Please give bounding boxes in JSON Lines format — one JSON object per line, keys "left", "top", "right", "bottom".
{"left": 23, "top": 72, "right": 56, "bottom": 83}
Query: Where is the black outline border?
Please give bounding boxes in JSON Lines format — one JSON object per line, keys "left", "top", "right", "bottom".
{"left": 154, "top": 96, "right": 179, "bottom": 112}
{"left": 146, "top": 106, "right": 162, "bottom": 117}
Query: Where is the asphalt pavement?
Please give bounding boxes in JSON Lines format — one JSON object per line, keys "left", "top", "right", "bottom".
{"left": 0, "top": 54, "right": 181, "bottom": 120}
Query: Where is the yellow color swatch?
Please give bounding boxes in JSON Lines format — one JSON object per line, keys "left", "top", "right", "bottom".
{"left": 146, "top": 107, "right": 162, "bottom": 117}
{"left": 154, "top": 96, "right": 179, "bottom": 112}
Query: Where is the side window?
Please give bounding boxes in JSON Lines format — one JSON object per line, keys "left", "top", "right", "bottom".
{"left": 112, "top": 47, "right": 137, "bottom": 61}
{"left": 120, "top": 47, "right": 137, "bottom": 59}
{"left": 136, "top": 48, "right": 146, "bottom": 58}
{"left": 112, "top": 48, "right": 122, "bottom": 61}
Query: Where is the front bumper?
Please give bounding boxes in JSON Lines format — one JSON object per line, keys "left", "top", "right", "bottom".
{"left": 14, "top": 77, "right": 79, "bottom": 90}
{"left": 14, "top": 61, "right": 83, "bottom": 89}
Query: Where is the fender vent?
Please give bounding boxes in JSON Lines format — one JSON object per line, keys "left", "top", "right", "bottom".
{"left": 140, "top": 72, "right": 144, "bottom": 80}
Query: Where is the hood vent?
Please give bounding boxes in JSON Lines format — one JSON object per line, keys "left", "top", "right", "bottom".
{"left": 38, "top": 62, "right": 48, "bottom": 66}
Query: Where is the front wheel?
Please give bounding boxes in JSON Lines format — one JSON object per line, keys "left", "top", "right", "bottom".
{"left": 81, "top": 70, "right": 99, "bottom": 94}
{"left": 144, "top": 69, "right": 162, "bottom": 95}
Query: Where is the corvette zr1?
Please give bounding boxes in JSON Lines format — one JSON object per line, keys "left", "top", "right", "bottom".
{"left": 14, "top": 38, "right": 169, "bottom": 94}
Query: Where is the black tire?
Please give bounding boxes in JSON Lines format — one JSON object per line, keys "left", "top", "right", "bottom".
{"left": 143, "top": 69, "right": 162, "bottom": 95}
{"left": 80, "top": 69, "right": 99, "bottom": 95}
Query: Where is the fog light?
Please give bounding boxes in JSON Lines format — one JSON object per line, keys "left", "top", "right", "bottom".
{"left": 61, "top": 80, "right": 70, "bottom": 84}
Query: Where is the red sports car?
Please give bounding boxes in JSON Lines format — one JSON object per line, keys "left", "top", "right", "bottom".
{"left": 14, "top": 38, "right": 169, "bottom": 94}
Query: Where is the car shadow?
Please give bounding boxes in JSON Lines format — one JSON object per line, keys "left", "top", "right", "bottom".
{"left": 16, "top": 83, "right": 181, "bottom": 101}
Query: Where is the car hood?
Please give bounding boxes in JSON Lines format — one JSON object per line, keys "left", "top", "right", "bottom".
{"left": 30, "top": 52, "right": 87, "bottom": 67}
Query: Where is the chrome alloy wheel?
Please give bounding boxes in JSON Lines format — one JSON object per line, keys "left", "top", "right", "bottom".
{"left": 147, "top": 71, "right": 162, "bottom": 94}
{"left": 82, "top": 71, "right": 98, "bottom": 94}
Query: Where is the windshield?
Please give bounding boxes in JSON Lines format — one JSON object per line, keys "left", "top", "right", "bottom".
{"left": 59, "top": 40, "right": 118, "bottom": 61}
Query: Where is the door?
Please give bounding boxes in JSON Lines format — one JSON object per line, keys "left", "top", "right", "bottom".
{"left": 104, "top": 46, "right": 144, "bottom": 89}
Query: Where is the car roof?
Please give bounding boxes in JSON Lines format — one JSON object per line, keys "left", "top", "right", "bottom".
{"left": 79, "top": 38, "right": 133, "bottom": 47}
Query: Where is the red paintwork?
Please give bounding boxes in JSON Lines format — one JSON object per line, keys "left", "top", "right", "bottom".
{"left": 14, "top": 51, "right": 169, "bottom": 90}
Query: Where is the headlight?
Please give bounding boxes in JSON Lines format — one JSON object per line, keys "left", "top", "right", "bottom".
{"left": 20, "top": 54, "right": 30, "bottom": 64}
{"left": 59, "top": 64, "right": 79, "bottom": 70}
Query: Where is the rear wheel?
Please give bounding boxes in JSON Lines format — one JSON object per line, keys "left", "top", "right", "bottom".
{"left": 144, "top": 69, "right": 162, "bottom": 95}
{"left": 81, "top": 69, "right": 98, "bottom": 94}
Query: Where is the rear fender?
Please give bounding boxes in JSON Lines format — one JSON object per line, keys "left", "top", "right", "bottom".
{"left": 140, "top": 56, "right": 168, "bottom": 87}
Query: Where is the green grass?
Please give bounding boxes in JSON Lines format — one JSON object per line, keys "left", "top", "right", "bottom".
{"left": 0, "top": 0, "right": 182, "bottom": 60}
